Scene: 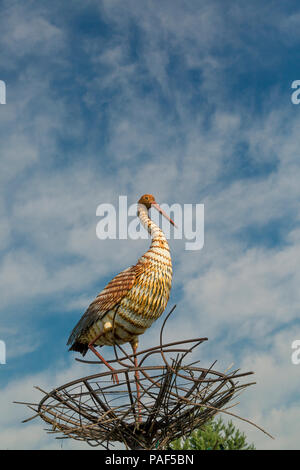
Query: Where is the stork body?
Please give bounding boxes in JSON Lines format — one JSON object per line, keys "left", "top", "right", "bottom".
{"left": 67, "top": 195, "right": 174, "bottom": 402}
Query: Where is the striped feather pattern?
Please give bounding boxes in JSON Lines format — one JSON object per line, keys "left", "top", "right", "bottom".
{"left": 67, "top": 203, "right": 172, "bottom": 354}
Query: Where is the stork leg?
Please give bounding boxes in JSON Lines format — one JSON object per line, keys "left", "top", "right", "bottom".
{"left": 131, "top": 340, "right": 141, "bottom": 422}
{"left": 88, "top": 325, "right": 119, "bottom": 384}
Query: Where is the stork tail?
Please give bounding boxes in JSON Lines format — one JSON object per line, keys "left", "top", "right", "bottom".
{"left": 68, "top": 341, "right": 88, "bottom": 356}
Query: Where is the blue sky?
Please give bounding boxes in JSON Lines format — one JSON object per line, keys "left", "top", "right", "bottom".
{"left": 1, "top": 0, "right": 300, "bottom": 449}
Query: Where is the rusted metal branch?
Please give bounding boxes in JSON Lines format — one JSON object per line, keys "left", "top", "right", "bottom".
{"left": 16, "top": 306, "right": 272, "bottom": 449}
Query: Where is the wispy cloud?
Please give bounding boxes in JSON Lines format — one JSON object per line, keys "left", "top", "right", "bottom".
{"left": 1, "top": 0, "right": 300, "bottom": 449}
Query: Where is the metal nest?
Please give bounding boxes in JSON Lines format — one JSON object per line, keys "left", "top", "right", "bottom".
{"left": 16, "top": 306, "right": 273, "bottom": 449}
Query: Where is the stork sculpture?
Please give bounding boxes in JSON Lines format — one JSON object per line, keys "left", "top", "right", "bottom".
{"left": 67, "top": 194, "right": 175, "bottom": 418}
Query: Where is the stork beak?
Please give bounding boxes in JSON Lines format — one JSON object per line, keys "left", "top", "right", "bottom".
{"left": 151, "top": 202, "right": 177, "bottom": 228}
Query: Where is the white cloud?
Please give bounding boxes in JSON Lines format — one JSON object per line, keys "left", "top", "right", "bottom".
{"left": 0, "top": 358, "right": 101, "bottom": 449}
{"left": 0, "top": 2, "right": 64, "bottom": 60}
{"left": 1, "top": 0, "right": 300, "bottom": 450}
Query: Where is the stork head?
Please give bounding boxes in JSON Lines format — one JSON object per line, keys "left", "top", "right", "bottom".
{"left": 138, "top": 194, "right": 176, "bottom": 227}
{"left": 138, "top": 194, "right": 156, "bottom": 209}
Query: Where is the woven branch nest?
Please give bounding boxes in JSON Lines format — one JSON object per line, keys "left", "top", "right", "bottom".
{"left": 16, "top": 307, "right": 271, "bottom": 449}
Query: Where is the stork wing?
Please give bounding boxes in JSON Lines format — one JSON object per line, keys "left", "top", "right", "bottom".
{"left": 67, "top": 265, "right": 138, "bottom": 348}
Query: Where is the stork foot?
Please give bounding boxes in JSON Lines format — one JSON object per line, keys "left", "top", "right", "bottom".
{"left": 111, "top": 371, "right": 119, "bottom": 385}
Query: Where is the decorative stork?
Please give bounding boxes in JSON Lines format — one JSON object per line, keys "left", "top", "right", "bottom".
{"left": 67, "top": 194, "right": 175, "bottom": 417}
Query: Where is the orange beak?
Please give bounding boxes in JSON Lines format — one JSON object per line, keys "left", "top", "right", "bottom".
{"left": 151, "top": 202, "right": 177, "bottom": 228}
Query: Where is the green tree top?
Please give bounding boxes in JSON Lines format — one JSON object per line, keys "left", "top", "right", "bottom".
{"left": 169, "top": 416, "right": 255, "bottom": 450}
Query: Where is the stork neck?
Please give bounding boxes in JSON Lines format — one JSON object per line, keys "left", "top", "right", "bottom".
{"left": 138, "top": 204, "right": 168, "bottom": 246}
